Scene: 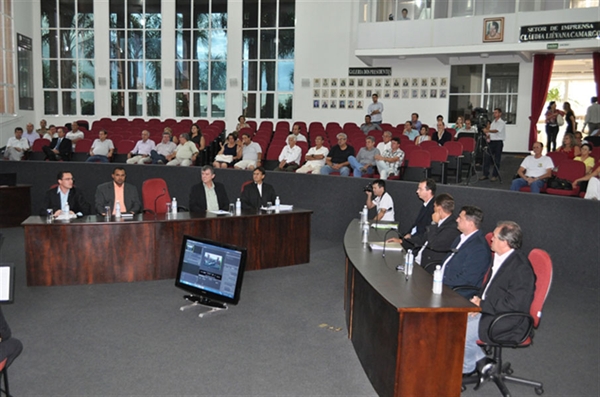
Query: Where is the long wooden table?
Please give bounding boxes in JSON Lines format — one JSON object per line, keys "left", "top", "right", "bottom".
{"left": 344, "top": 220, "right": 476, "bottom": 397}
{"left": 23, "top": 209, "right": 312, "bottom": 286}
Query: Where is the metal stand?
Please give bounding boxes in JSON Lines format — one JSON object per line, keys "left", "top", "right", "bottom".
{"left": 180, "top": 295, "right": 228, "bottom": 318}
{"left": 465, "top": 129, "right": 502, "bottom": 185}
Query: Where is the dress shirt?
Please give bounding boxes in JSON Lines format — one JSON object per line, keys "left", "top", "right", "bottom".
{"left": 441, "top": 229, "right": 477, "bottom": 276}
{"left": 58, "top": 188, "right": 69, "bottom": 212}
{"left": 490, "top": 118, "right": 506, "bottom": 141}
{"left": 156, "top": 141, "right": 177, "bottom": 156}
{"left": 256, "top": 183, "right": 263, "bottom": 197}
{"left": 113, "top": 183, "right": 126, "bottom": 214}
{"left": 376, "top": 141, "right": 391, "bottom": 154}
{"left": 204, "top": 183, "right": 219, "bottom": 212}
{"left": 368, "top": 102, "right": 384, "bottom": 123}
{"left": 290, "top": 133, "right": 307, "bottom": 142}
{"left": 585, "top": 103, "right": 600, "bottom": 124}
{"left": 481, "top": 249, "right": 514, "bottom": 299}
{"left": 6, "top": 137, "right": 29, "bottom": 150}
{"left": 278, "top": 145, "right": 302, "bottom": 164}
{"left": 24, "top": 132, "right": 39, "bottom": 147}
{"left": 131, "top": 139, "right": 156, "bottom": 155}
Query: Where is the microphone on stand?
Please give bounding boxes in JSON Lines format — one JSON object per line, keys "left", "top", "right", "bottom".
{"left": 154, "top": 188, "right": 167, "bottom": 218}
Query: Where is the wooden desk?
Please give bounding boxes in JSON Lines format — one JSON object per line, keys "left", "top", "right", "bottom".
{"left": 0, "top": 185, "right": 31, "bottom": 227}
{"left": 23, "top": 209, "right": 311, "bottom": 286}
{"left": 344, "top": 220, "right": 475, "bottom": 397}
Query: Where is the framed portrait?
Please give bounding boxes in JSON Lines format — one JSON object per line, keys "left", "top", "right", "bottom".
{"left": 366, "top": 79, "right": 373, "bottom": 87}
{"left": 313, "top": 78, "right": 320, "bottom": 88}
{"left": 322, "top": 100, "right": 328, "bottom": 109}
{"left": 411, "top": 78, "right": 419, "bottom": 87}
{"left": 430, "top": 77, "right": 438, "bottom": 87}
{"left": 420, "top": 89, "right": 428, "bottom": 99}
{"left": 357, "top": 89, "right": 364, "bottom": 98}
{"left": 314, "top": 89, "right": 320, "bottom": 98}
{"left": 348, "top": 89, "right": 355, "bottom": 98}
{"left": 393, "top": 78, "right": 400, "bottom": 87}
{"left": 403, "top": 78, "right": 410, "bottom": 87}
{"left": 483, "top": 17, "right": 504, "bottom": 42}
{"left": 384, "top": 78, "right": 391, "bottom": 87}
{"left": 331, "top": 78, "right": 338, "bottom": 87}
{"left": 375, "top": 78, "right": 382, "bottom": 87}
{"left": 393, "top": 90, "right": 399, "bottom": 98}
{"left": 430, "top": 89, "right": 437, "bottom": 98}
{"left": 330, "top": 89, "right": 337, "bottom": 98}
{"left": 357, "top": 78, "right": 364, "bottom": 87}
{"left": 366, "top": 89, "right": 372, "bottom": 98}
{"left": 440, "top": 89, "right": 447, "bottom": 98}
{"left": 421, "top": 78, "right": 428, "bottom": 87}
{"left": 322, "top": 89, "right": 329, "bottom": 98}
{"left": 340, "top": 78, "right": 347, "bottom": 87}
{"left": 330, "top": 100, "right": 337, "bottom": 109}
{"left": 349, "top": 78, "right": 355, "bottom": 87}
{"left": 340, "top": 89, "right": 346, "bottom": 98}
{"left": 313, "top": 100, "right": 320, "bottom": 108}
{"left": 348, "top": 100, "right": 355, "bottom": 109}
{"left": 384, "top": 89, "right": 391, "bottom": 98}
{"left": 402, "top": 89, "right": 409, "bottom": 99}
{"left": 440, "top": 77, "right": 447, "bottom": 87}
{"left": 322, "top": 78, "right": 329, "bottom": 87}
{"left": 339, "top": 100, "right": 346, "bottom": 109}
{"left": 411, "top": 89, "right": 418, "bottom": 99}
{"left": 357, "top": 101, "right": 363, "bottom": 109}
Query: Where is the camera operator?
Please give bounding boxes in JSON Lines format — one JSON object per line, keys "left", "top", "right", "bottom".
{"left": 480, "top": 107, "right": 506, "bottom": 181}
{"left": 365, "top": 179, "right": 395, "bottom": 221}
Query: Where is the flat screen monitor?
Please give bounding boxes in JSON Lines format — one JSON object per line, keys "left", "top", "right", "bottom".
{"left": 175, "top": 235, "right": 247, "bottom": 307}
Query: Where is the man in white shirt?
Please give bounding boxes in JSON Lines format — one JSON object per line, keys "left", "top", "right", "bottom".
{"left": 289, "top": 123, "right": 307, "bottom": 143}
{"left": 166, "top": 133, "right": 198, "bottom": 166}
{"left": 127, "top": 130, "right": 156, "bottom": 164}
{"left": 87, "top": 130, "right": 114, "bottom": 163}
{"left": 296, "top": 135, "right": 329, "bottom": 174}
{"left": 42, "top": 125, "right": 58, "bottom": 141}
{"left": 365, "top": 179, "right": 394, "bottom": 221}
{"left": 584, "top": 96, "right": 600, "bottom": 134}
{"left": 481, "top": 108, "right": 506, "bottom": 182}
{"left": 510, "top": 141, "right": 553, "bottom": 193}
{"left": 3, "top": 127, "right": 29, "bottom": 161}
{"left": 374, "top": 137, "right": 405, "bottom": 179}
{"left": 65, "top": 121, "right": 84, "bottom": 150}
{"left": 376, "top": 130, "right": 392, "bottom": 154}
{"left": 23, "top": 123, "right": 40, "bottom": 147}
{"left": 368, "top": 94, "right": 384, "bottom": 124}
{"left": 234, "top": 132, "right": 262, "bottom": 170}
{"left": 457, "top": 118, "right": 478, "bottom": 138}
{"left": 150, "top": 131, "right": 177, "bottom": 164}
{"left": 275, "top": 135, "right": 302, "bottom": 172}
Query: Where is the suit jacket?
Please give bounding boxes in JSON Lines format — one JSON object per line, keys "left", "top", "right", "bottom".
{"left": 403, "top": 199, "right": 434, "bottom": 238}
{"left": 40, "top": 187, "right": 92, "bottom": 216}
{"left": 50, "top": 137, "right": 73, "bottom": 160}
{"left": 478, "top": 250, "right": 536, "bottom": 344}
{"left": 189, "top": 181, "right": 230, "bottom": 212}
{"left": 241, "top": 182, "right": 277, "bottom": 211}
{"left": 442, "top": 230, "right": 491, "bottom": 298}
{"left": 94, "top": 182, "right": 142, "bottom": 215}
{"left": 404, "top": 215, "right": 460, "bottom": 273}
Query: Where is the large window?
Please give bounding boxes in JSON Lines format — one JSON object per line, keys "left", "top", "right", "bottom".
{"left": 0, "top": 0, "right": 15, "bottom": 115}
{"left": 109, "top": 0, "right": 161, "bottom": 117}
{"left": 242, "top": 0, "right": 295, "bottom": 120}
{"left": 449, "top": 63, "right": 519, "bottom": 124}
{"left": 175, "top": 0, "right": 227, "bottom": 118}
{"left": 41, "top": 0, "right": 95, "bottom": 116}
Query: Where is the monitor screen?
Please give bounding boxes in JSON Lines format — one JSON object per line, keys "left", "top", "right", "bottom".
{"left": 175, "top": 235, "right": 247, "bottom": 305}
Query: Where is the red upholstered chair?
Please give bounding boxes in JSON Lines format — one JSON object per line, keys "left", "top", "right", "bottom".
{"left": 545, "top": 159, "right": 586, "bottom": 196}
{"left": 71, "top": 139, "right": 93, "bottom": 162}
{"left": 241, "top": 180, "right": 253, "bottom": 192}
{"left": 419, "top": 140, "right": 439, "bottom": 150}
{"left": 28, "top": 139, "right": 51, "bottom": 161}
{"left": 444, "top": 141, "right": 464, "bottom": 183}
{"left": 463, "top": 249, "right": 553, "bottom": 397}
{"left": 425, "top": 145, "right": 448, "bottom": 184}
{"left": 113, "top": 140, "right": 136, "bottom": 163}
{"left": 403, "top": 149, "right": 430, "bottom": 181}
{"left": 142, "top": 178, "right": 172, "bottom": 214}
{"left": 0, "top": 358, "right": 10, "bottom": 397}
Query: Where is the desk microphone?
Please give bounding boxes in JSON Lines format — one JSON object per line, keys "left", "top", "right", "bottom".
{"left": 154, "top": 188, "right": 167, "bottom": 217}
{"left": 373, "top": 207, "right": 393, "bottom": 237}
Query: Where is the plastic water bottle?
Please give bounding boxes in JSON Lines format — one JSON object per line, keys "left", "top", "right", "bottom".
{"left": 235, "top": 198, "right": 242, "bottom": 215}
{"left": 406, "top": 249, "right": 414, "bottom": 276}
{"left": 172, "top": 197, "right": 178, "bottom": 214}
{"left": 275, "top": 196, "right": 281, "bottom": 213}
{"left": 64, "top": 202, "right": 70, "bottom": 216}
{"left": 361, "top": 205, "right": 368, "bottom": 224}
{"left": 115, "top": 200, "right": 122, "bottom": 218}
{"left": 361, "top": 221, "right": 369, "bottom": 245}
{"left": 433, "top": 265, "right": 443, "bottom": 294}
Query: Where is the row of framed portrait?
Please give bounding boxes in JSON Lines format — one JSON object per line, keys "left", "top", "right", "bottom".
{"left": 314, "top": 88, "right": 448, "bottom": 100}
{"left": 313, "top": 77, "right": 447, "bottom": 89}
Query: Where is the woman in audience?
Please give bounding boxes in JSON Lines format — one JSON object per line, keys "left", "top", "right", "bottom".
{"left": 574, "top": 164, "right": 600, "bottom": 200}
{"left": 235, "top": 115, "right": 250, "bottom": 133}
{"left": 432, "top": 120, "right": 452, "bottom": 146}
{"left": 558, "top": 133, "right": 580, "bottom": 159}
{"left": 213, "top": 133, "right": 241, "bottom": 168}
{"left": 574, "top": 131, "right": 583, "bottom": 147}
{"left": 563, "top": 102, "right": 576, "bottom": 135}
{"left": 574, "top": 143, "right": 595, "bottom": 174}
{"left": 545, "top": 101, "right": 564, "bottom": 152}
{"left": 415, "top": 125, "right": 430, "bottom": 144}
{"left": 190, "top": 123, "right": 206, "bottom": 151}
{"left": 452, "top": 116, "right": 464, "bottom": 131}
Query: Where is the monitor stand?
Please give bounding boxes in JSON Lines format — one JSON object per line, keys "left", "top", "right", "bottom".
{"left": 180, "top": 295, "right": 228, "bottom": 318}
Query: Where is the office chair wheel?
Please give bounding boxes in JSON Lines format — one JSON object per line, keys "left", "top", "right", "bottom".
{"left": 505, "top": 367, "right": 514, "bottom": 375}
{"left": 535, "top": 386, "right": 544, "bottom": 395}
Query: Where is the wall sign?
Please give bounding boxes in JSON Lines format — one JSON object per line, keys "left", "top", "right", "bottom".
{"left": 520, "top": 22, "right": 600, "bottom": 42}
{"left": 348, "top": 68, "right": 392, "bottom": 76}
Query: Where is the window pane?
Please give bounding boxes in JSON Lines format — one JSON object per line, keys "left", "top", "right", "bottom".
{"left": 448, "top": 94, "right": 481, "bottom": 124}
{"left": 450, "top": 65, "right": 482, "bottom": 94}
{"left": 59, "top": 30, "right": 76, "bottom": 58}
{"left": 243, "top": 0, "right": 258, "bottom": 28}
{"left": 60, "top": 60, "right": 77, "bottom": 88}
{"left": 212, "top": 0, "right": 227, "bottom": 29}
{"left": 260, "top": 30, "right": 276, "bottom": 59}
{"left": 278, "top": 29, "right": 294, "bottom": 59}
{"left": 194, "top": 61, "right": 209, "bottom": 90}
{"left": 211, "top": 92, "right": 225, "bottom": 117}
{"left": 145, "top": 14, "right": 162, "bottom": 30}
{"left": 78, "top": 30, "right": 94, "bottom": 58}
{"left": 210, "top": 29, "right": 227, "bottom": 60}
{"left": 59, "top": 0, "right": 75, "bottom": 28}
{"left": 277, "top": 61, "right": 294, "bottom": 91}
{"left": 451, "top": 0, "right": 473, "bottom": 17}
{"left": 176, "top": 30, "right": 191, "bottom": 59}
{"left": 80, "top": 91, "right": 94, "bottom": 115}
{"left": 42, "top": 29, "right": 58, "bottom": 58}
{"left": 260, "top": 93, "right": 274, "bottom": 118}
{"left": 128, "top": 61, "right": 143, "bottom": 89}
{"left": 128, "top": 91, "right": 143, "bottom": 115}
{"left": 128, "top": 30, "right": 143, "bottom": 59}
{"left": 476, "top": 1, "right": 515, "bottom": 15}
{"left": 79, "top": 60, "right": 95, "bottom": 88}
{"left": 176, "top": 92, "right": 190, "bottom": 117}
{"left": 147, "top": 92, "right": 160, "bottom": 116}
{"left": 110, "top": 30, "right": 125, "bottom": 59}
{"left": 242, "top": 30, "right": 258, "bottom": 60}
{"left": 260, "top": 61, "right": 276, "bottom": 91}
{"left": 109, "top": 0, "right": 125, "bottom": 28}
{"left": 194, "top": 30, "right": 209, "bottom": 59}
{"left": 279, "top": 0, "right": 295, "bottom": 27}
{"left": 210, "top": 61, "right": 226, "bottom": 90}
{"left": 77, "top": 0, "right": 94, "bottom": 28}
{"left": 44, "top": 91, "right": 59, "bottom": 114}
{"left": 175, "top": 60, "right": 190, "bottom": 89}
{"left": 145, "top": 61, "right": 161, "bottom": 90}
{"left": 62, "top": 91, "right": 77, "bottom": 115}
{"left": 43, "top": 60, "right": 58, "bottom": 88}
{"left": 194, "top": 0, "right": 209, "bottom": 29}
{"left": 484, "top": 64, "right": 519, "bottom": 94}
{"left": 261, "top": 0, "right": 276, "bottom": 27}
{"left": 242, "top": 61, "right": 258, "bottom": 91}
{"left": 41, "top": 0, "right": 58, "bottom": 28}
{"left": 110, "top": 60, "right": 125, "bottom": 89}
{"left": 243, "top": 92, "right": 256, "bottom": 118}
{"left": 278, "top": 93, "right": 292, "bottom": 119}
{"left": 145, "top": 30, "right": 161, "bottom": 59}
{"left": 483, "top": 94, "right": 517, "bottom": 124}
{"left": 194, "top": 92, "right": 208, "bottom": 117}
{"left": 111, "top": 91, "right": 125, "bottom": 115}
{"left": 175, "top": 0, "right": 190, "bottom": 29}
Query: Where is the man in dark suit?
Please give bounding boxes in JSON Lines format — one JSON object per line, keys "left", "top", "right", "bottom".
{"left": 402, "top": 178, "right": 435, "bottom": 242}
{"left": 39, "top": 171, "right": 91, "bottom": 216}
{"left": 42, "top": 127, "right": 72, "bottom": 161}
{"left": 241, "top": 167, "right": 277, "bottom": 211}
{"left": 441, "top": 206, "right": 491, "bottom": 298}
{"left": 94, "top": 167, "right": 141, "bottom": 215}
{"left": 463, "top": 221, "right": 536, "bottom": 375}
{"left": 189, "top": 165, "right": 230, "bottom": 212}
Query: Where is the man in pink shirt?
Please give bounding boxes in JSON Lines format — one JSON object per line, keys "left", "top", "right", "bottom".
{"left": 94, "top": 167, "right": 141, "bottom": 215}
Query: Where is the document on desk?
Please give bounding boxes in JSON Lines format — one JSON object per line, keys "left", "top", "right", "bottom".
{"left": 370, "top": 223, "right": 398, "bottom": 230}
{"left": 209, "top": 210, "right": 231, "bottom": 215}
{"left": 369, "top": 242, "right": 404, "bottom": 252}
{"left": 261, "top": 204, "right": 294, "bottom": 211}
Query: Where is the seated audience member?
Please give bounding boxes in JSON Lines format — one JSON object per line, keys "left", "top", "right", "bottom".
{"left": 411, "top": 113, "right": 422, "bottom": 132}
{"left": 150, "top": 131, "right": 178, "bottom": 164}
{"left": 376, "top": 130, "right": 393, "bottom": 154}
{"left": 402, "top": 179, "right": 436, "bottom": 242}
{"left": 574, "top": 131, "right": 583, "bottom": 146}
{"left": 462, "top": 221, "right": 535, "bottom": 376}
{"left": 374, "top": 137, "right": 404, "bottom": 179}
{"left": 42, "top": 127, "right": 72, "bottom": 161}
{"left": 166, "top": 133, "right": 198, "bottom": 166}
{"left": 276, "top": 135, "right": 302, "bottom": 172}
{"left": 289, "top": 123, "right": 307, "bottom": 143}
{"left": 213, "top": 133, "right": 241, "bottom": 168}
{"left": 510, "top": 141, "right": 554, "bottom": 193}
{"left": 37, "top": 119, "right": 48, "bottom": 136}
{"left": 574, "top": 143, "right": 595, "bottom": 174}
{"left": 40, "top": 171, "right": 91, "bottom": 216}
{"left": 42, "top": 125, "right": 58, "bottom": 141}
{"left": 440, "top": 206, "right": 491, "bottom": 298}
{"left": 0, "top": 307, "right": 23, "bottom": 369}
{"left": 95, "top": 167, "right": 141, "bottom": 215}
{"left": 365, "top": 179, "right": 395, "bottom": 221}
{"left": 234, "top": 132, "right": 263, "bottom": 170}
{"left": 189, "top": 123, "right": 205, "bottom": 151}
{"left": 65, "top": 121, "right": 84, "bottom": 150}
{"left": 348, "top": 135, "right": 380, "bottom": 177}
{"left": 360, "top": 115, "right": 382, "bottom": 135}
{"left": 432, "top": 120, "right": 452, "bottom": 146}
{"left": 320, "top": 133, "right": 355, "bottom": 176}
{"left": 574, "top": 165, "right": 600, "bottom": 200}
{"left": 436, "top": 115, "right": 444, "bottom": 123}
{"left": 457, "top": 118, "right": 478, "bottom": 138}
{"left": 296, "top": 135, "right": 329, "bottom": 174}
{"left": 3, "top": 127, "right": 29, "bottom": 161}
{"left": 87, "top": 130, "right": 114, "bottom": 163}
{"left": 415, "top": 125, "right": 431, "bottom": 144}
{"left": 127, "top": 130, "right": 156, "bottom": 164}
{"left": 452, "top": 116, "right": 464, "bottom": 131}
{"left": 402, "top": 121, "right": 419, "bottom": 141}
{"left": 189, "top": 165, "right": 230, "bottom": 212}
{"left": 24, "top": 123, "right": 40, "bottom": 147}
{"left": 241, "top": 167, "right": 277, "bottom": 211}
{"left": 557, "top": 133, "right": 580, "bottom": 159}
{"left": 235, "top": 115, "right": 250, "bottom": 134}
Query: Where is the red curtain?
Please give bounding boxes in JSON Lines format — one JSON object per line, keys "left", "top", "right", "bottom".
{"left": 593, "top": 52, "right": 600, "bottom": 98}
{"left": 528, "top": 54, "right": 555, "bottom": 150}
